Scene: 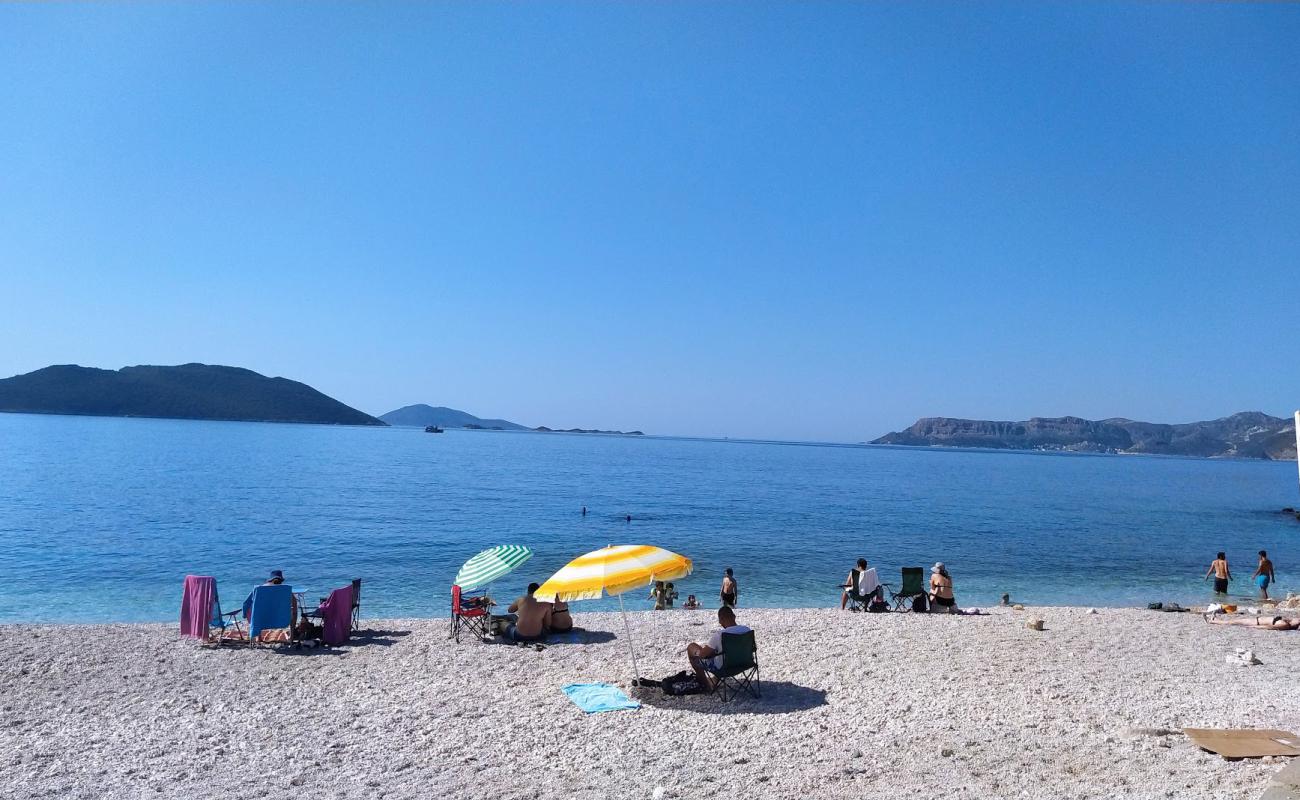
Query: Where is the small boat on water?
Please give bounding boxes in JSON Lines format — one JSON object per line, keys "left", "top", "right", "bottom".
{"left": 425, "top": 425, "right": 444, "bottom": 433}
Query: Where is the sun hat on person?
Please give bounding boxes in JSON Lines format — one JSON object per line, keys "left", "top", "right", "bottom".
{"left": 268, "top": 570, "right": 284, "bottom": 583}
{"left": 931, "top": 562, "right": 945, "bottom": 573}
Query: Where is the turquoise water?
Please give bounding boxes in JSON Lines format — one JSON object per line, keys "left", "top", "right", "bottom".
{"left": 0, "top": 412, "right": 1296, "bottom": 623}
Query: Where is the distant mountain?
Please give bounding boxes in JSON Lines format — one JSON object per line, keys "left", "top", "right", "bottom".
{"left": 872, "top": 412, "right": 1296, "bottom": 460}
{"left": 379, "top": 404, "right": 528, "bottom": 431}
{"left": 534, "top": 426, "right": 644, "bottom": 436}
{"left": 0, "top": 364, "right": 386, "bottom": 426}
{"left": 380, "top": 404, "right": 645, "bottom": 435}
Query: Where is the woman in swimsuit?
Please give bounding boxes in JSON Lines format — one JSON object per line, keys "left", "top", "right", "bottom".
{"left": 548, "top": 594, "right": 573, "bottom": 633}
{"left": 649, "top": 581, "right": 668, "bottom": 610}
{"left": 1207, "top": 614, "right": 1300, "bottom": 631}
{"left": 929, "top": 562, "right": 956, "bottom": 614}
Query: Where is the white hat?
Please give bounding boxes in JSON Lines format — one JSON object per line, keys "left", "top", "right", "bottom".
{"left": 931, "top": 562, "right": 945, "bottom": 573}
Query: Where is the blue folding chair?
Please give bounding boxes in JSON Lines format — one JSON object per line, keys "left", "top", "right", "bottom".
{"left": 246, "top": 584, "right": 295, "bottom": 644}
{"left": 209, "top": 587, "right": 245, "bottom": 642}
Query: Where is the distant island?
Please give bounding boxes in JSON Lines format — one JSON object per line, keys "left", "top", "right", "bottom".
{"left": 379, "top": 404, "right": 529, "bottom": 431}
{"left": 0, "top": 364, "right": 386, "bottom": 427}
{"left": 380, "top": 403, "right": 643, "bottom": 435}
{"left": 873, "top": 412, "right": 1297, "bottom": 460}
{"left": 534, "top": 426, "right": 644, "bottom": 436}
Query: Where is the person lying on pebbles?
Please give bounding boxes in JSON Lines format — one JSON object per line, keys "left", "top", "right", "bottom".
{"left": 1207, "top": 615, "right": 1300, "bottom": 631}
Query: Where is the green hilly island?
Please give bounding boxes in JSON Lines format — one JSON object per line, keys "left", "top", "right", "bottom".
{"left": 873, "top": 412, "right": 1296, "bottom": 460}
{"left": 0, "top": 364, "right": 385, "bottom": 426}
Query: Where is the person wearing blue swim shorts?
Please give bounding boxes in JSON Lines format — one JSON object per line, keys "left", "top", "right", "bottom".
{"left": 1252, "top": 550, "right": 1276, "bottom": 600}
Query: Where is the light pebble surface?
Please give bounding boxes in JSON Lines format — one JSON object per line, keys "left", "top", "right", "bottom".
{"left": 2, "top": 607, "right": 1299, "bottom": 800}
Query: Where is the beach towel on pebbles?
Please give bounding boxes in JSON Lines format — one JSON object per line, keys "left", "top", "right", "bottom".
{"left": 562, "top": 683, "right": 640, "bottom": 714}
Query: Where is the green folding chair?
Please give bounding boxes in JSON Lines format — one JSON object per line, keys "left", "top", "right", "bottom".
{"left": 888, "top": 567, "right": 927, "bottom": 612}
{"left": 702, "top": 630, "right": 761, "bottom": 702}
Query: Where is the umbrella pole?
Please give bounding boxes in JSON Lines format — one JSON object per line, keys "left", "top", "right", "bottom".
{"left": 617, "top": 593, "right": 641, "bottom": 685}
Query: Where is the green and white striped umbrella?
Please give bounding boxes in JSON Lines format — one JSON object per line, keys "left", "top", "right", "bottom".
{"left": 454, "top": 545, "right": 533, "bottom": 591}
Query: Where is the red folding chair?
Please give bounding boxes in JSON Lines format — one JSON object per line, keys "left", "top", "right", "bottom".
{"left": 449, "top": 584, "right": 490, "bottom": 643}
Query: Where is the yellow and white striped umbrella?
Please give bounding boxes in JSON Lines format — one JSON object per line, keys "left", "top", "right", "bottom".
{"left": 534, "top": 544, "right": 692, "bottom": 602}
{"left": 534, "top": 544, "right": 693, "bottom": 684}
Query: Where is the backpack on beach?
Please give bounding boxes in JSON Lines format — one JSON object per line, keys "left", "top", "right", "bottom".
{"left": 912, "top": 594, "right": 928, "bottom": 613}
{"left": 868, "top": 598, "right": 890, "bottom": 613}
{"left": 661, "top": 670, "right": 703, "bottom": 696}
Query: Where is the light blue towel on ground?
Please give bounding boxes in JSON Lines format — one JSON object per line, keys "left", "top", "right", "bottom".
{"left": 248, "top": 584, "right": 293, "bottom": 640}
{"left": 562, "top": 683, "right": 640, "bottom": 714}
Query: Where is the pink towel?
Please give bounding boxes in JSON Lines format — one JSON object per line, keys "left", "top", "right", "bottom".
{"left": 319, "top": 584, "right": 354, "bottom": 646}
{"left": 180, "top": 575, "right": 216, "bottom": 639}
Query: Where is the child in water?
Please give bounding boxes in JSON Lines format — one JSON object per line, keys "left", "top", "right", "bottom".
{"left": 683, "top": 594, "right": 700, "bottom": 610}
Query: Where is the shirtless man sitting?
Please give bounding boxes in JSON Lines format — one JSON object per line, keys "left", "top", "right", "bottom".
{"left": 506, "top": 582, "right": 552, "bottom": 643}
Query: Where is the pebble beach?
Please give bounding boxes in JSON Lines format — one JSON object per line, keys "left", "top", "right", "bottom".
{"left": 2, "top": 606, "right": 1299, "bottom": 800}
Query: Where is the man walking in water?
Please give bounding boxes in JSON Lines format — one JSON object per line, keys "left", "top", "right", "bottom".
{"left": 720, "top": 568, "right": 738, "bottom": 608}
{"left": 1252, "top": 550, "right": 1276, "bottom": 600}
{"left": 1205, "top": 552, "right": 1232, "bottom": 595}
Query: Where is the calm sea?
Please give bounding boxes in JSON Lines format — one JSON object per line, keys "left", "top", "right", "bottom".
{"left": 0, "top": 412, "right": 1296, "bottom": 623}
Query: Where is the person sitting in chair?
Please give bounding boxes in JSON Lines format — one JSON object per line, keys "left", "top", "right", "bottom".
{"left": 548, "top": 594, "right": 573, "bottom": 633}
{"left": 841, "top": 558, "right": 881, "bottom": 610}
{"left": 506, "top": 582, "right": 551, "bottom": 642}
{"left": 687, "top": 606, "right": 752, "bottom": 689}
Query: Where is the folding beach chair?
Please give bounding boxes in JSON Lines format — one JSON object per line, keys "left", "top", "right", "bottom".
{"left": 247, "top": 584, "right": 295, "bottom": 645}
{"left": 350, "top": 578, "right": 362, "bottom": 631}
{"left": 209, "top": 590, "right": 245, "bottom": 643}
{"left": 888, "top": 567, "right": 927, "bottom": 612}
{"left": 700, "top": 630, "right": 761, "bottom": 702}
{"left": 845, "top": 567, "right": 881, "bottom": 612}
{"left": 449, "top": 584, "right": 490, "bottom": 643}
{"left": 180, "top": 575, "right": 247, "bottom": 643}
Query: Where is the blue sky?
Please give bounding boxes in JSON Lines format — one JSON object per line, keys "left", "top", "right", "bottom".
{"left": 1, "top": 3, "right": 1297, "bottom": 441}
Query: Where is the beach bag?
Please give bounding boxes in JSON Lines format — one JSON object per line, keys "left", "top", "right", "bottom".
{"left": 912, "top": 594, "right": 928, "bottom": 613}
{"left": 661, "top": 670, "right": 703, "bottom": 696}
{"left": 868, "top": 598, "right": 890, "bottom": 613}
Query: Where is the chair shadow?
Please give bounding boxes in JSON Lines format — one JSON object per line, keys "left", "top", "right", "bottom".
{"left": 638, "top": 680, "right": 827, "bottom": 715}
{"left": 349, "top": 629, "right": 411, "bottom": 647}
{"left": 267, "top": 629, "right": 411, "bottom": 655}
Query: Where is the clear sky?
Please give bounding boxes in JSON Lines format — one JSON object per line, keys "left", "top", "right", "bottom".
{"left": 1, "top": 3, "right": 1297, "bottom": 442}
